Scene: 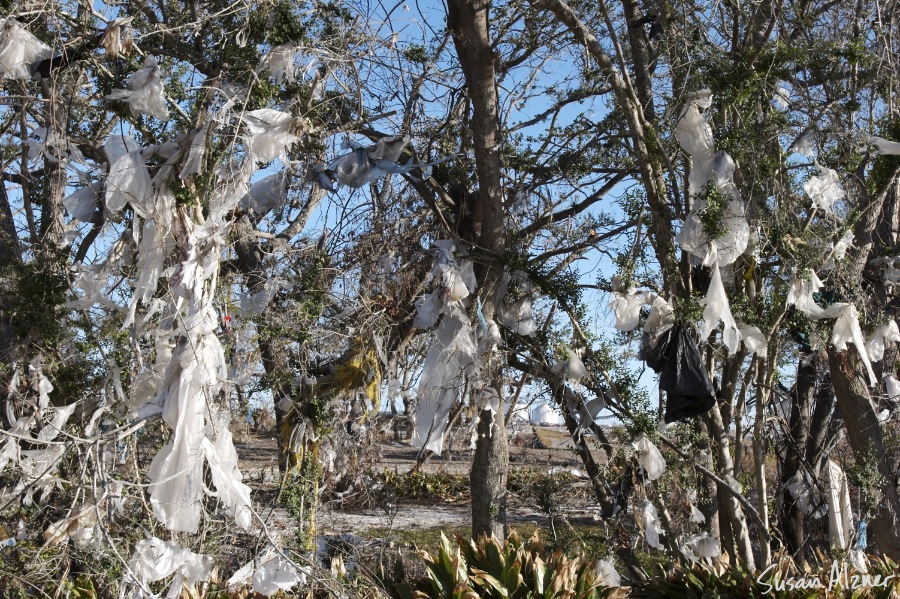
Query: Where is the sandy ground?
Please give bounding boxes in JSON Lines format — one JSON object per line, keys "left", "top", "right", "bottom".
{"left": 233, "top": 425, "right": 605, "bottom": 539}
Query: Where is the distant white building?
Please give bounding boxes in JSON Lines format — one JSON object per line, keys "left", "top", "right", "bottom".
{"left": 529, "top": 402, "right": 563, "bottom": 425}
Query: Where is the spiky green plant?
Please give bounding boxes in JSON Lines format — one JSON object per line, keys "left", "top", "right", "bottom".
{"left": 377, "top": 531, "right": 624, "bottom": 599}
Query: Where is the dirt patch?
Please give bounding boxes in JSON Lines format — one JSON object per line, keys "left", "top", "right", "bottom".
{"left": 233, "top": 426, "right": 611, "bottom": 540}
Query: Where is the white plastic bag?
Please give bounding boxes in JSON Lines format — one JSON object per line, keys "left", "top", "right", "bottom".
{"left": 0, "top": 19, "right": 52, "bottom": 79}
{"left": 804, "top": 163, "right": 845, "bottom": 212}
{"left": 826, "top": 460, "right": 853, "bottom": 550}
{"left": 632, "top": 433, "right": 666, "bottom": 481}
{"left": 637, "top": 500, "right": 665, "bottom": 550}
{"left": 108, "top": 56, "right": 169, "bottom": 120}
{"left": 865, "top": 320, "right": 900, "bottom": 363}
{"left": 738, "top": 325, "right": 767, "bottom": 357}
{"left": 699, "top": 264, "right": 741, "bottom": 355}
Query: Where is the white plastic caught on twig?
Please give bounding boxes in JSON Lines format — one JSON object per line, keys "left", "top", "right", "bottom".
{"left": 804, "top": 162, "right": 845, "bottom": 212}
{"left": 129, "top": 537, "right": 212, "bottom": 599}
{"left": 826, "top": 460, "right": 853, "bottom": 550}
{"left": 637, "top": 500, "right": 665, "bottom": 550}
{"left": 865, "top": 320, "right": 900, "bottom": 363}
{"left": 595, "top": 558, "right": 622, "bottom": 587}
{"left": 699, "top": 263, "right": 741, "bottom": 355}
{"left": 108, "top": 56, "right": 169, "bottom": 120}
{"left": 243, "top": 109, "right": 303, "bottom": 163}
{"left": 0, "top": 19, "right": 52, "bottom": 79}
{"left": 632, "top": 433, "right": 666, "bottom": 482}
{"left": 866, "top": 135, "right": 900, "bottom": 155}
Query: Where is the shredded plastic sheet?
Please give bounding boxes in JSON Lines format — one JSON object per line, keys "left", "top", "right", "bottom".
{"left": 681, "top": 532, "right": 721, "bottom": 562}
{"left": 643, "top": 324, "right": 716, "bottom": 423}
{"left": 63, "top": 182, "right": 102, "bottom": 222}
{"left": 44, "top": 502, "right": 98, "bottom": 545}
{"left": 792, "top": 131, "right": 816, "bottom": 157}
{"left": 823, "top": 231, "right": 854, "bottom": 270}
{"left": 678, "top": 196, "right": 750, "bottom": 267}
{"left": 107, "top": 56, "right": 169, "bottom": 120}
{"left": 100, "top": 17, "right": 134, "bottom": 58}
{"left": 826, "top": 460, "right": 853, "bottom": 550}
{"left": 674, "top": 89, "right": 750, "bottom": 267}
{"left": 787, "top": 271, "right": 877, "bottom": 385}
{"left": 865, "top": 320, "right": 900, "bottom": 363}
{"left": 866, "top": 135, "right": 900, "bottom": 155}
{"left": 784, "top": 469, "right": 818, "bottom": 516}
{"left": 595, "top": 558, "right": 621, "bottom": 587}
{"left": 411, "top": 306, "right": 477, "bottom": 454}
{"left": 129, "top": 537, "right": 212, "bottom": 598}
{"left": 37, "top": 404, "right": 76, "bottom": 442}
{"left": 0, "top": 19, "right": 52, "bottom": 79}
{"left": 675, "top": 89, "right": 715, "bottom": 197}
{"left": 180, "top": 123, "right": 210, "bottom": 179}
{"left": 413, "top": 292, "right": 442, "bottom": 329}
{"left": 831, "top": 304, "right": 878, "bottom": 386}
{"left": 804, "top": 162, "right": 845, "bottom": 212}
{"left": 885, "top": 375, "right": 900, "bottom": 400}
{"left": 29, "top": 363, "right": 53, "bottom": 409}
{"left": 240, "top": 170, "right": 291, "bottom": 214}
{"left": 738, "top": 325, "right": 767, "bottom": 357}
{"left": 227, "top": 547, "right": 306, "bottom": 596}
{"left": 609, "top": 289, "right": 653, "bottom": 332}
{"left": 243, "top": 109, "right": 302, "bottom": 163}
{"left": 690, "top": 504, "right": 706, "bottom": 523}
{"left": 324, "top": 136, "right": 413, "bottom": 189}
{"left": 699, "top": 264, "right": 741, "bottom": 355}
{"left": 637, "top": 500, "right": 665, "bottom": 550}
{"left": 257, "top": 43, "right": 300, "bottom": 83}
{"left": 28, "top": 126, "right": 87, "bottom": 166}
{"left": 632, "top": 434, "right": 666, "bottom": 482}
{"left": 500, "top": 296, "right": 536, "bottom": 336}
{"left": 201, "top": 408, "right": 253, "bottom": 530}
{"left": 105, "top": 135, "right": 152, "bottom": 214}
{"left": 552, "top": 351, "right": 588, "bottom": 384}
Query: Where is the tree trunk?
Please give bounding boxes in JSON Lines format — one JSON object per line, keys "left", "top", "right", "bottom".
{"left": 778, "top": 349, "right": 816, "bottom": 563}
{"left": 446, "top": 0, "right": 509, "bottom": 540}
{"left": 827, "top": 347, "right": 900, "bottom": 559}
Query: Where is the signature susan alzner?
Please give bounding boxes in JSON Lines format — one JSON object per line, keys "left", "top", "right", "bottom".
{"left": 756, "top": 562, "right": 897, "bottom": 594}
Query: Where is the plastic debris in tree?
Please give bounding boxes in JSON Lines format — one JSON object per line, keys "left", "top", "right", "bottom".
{"left": 783, "top": 469, "right": 818, "bottom": 516}
{"left": 228, "top": 547, "right": 307, "bottom": 596}
{"left": 239, "top": 170, "right": 292, "bottom": 214}
{"left": 243, "top": 108, "right": 304, "bottom": 163}
{"left": 129, "top": 537, "right": 213, "bottom": 599}
{"left": 787, "top": 270, "right": 877, "bottom": 386}
{"left": 680, "top": 532, "right": 721, "bottom": 563}
{"left": 632, "top": 433, "right": 666, "bottom": 481}
{"left": 411, "top": 305, "right": 477, "bottom": 454}
{"left": 609, "top": 287, "right": 654, "bottom": 332}
{"left": 323, "top": 135, "right": 413, "bottom": 189}
{"left": 100, "top": 17, "right": 134, "bottom": 58}
{"left": 0, "top": 19, "right": 52, "bottom": 79}
{"left": 866, "top": 135, "right": 900, "bottom": 155}
{"left": 804, "top": 162, "right": 845, "bottom": 212}
{"left": 63, "top": 182, "right": 102, "bottom": 222}
{"left": 885, "top": 376, "right": 900, "bottom": 401}
{"left": 257, "top": 43, "right": 300, "bottom": 83}
{"left": 674, "top": 89, "right": 750, "bottom": 267}
{"left": 865, "top": 320, "right": 900, "bottom": 363}
{"left": 699, "top": 263, "right": 742, "bottom": 355}
{"left": 28, "top": 126, "right": 87, "bottom": 166}
{"left": 738, "top": 325, "right": 767, "bottom": 357}
{"left": 108, "top": 56, "right": 169, "bottom": 120}
{"left": 826, "top": 459, "right": 853, "bottom": 550}
{"left": 643, "top": 324, "right": 716, "bottom": 423}
{"left": 552, "top": 349, "right": 588, "bottom": 384}
{"left": 595, "top": 558, "right": 621, "bottom": 587}
{"left": 791, "top": 130, "right": 817, "bottom": 157}
{"left": 104, "top": 134, "right": 153, "bottom": 214}
{"left": 637, "top": 500, "right": 665, "bottom": 550}
{"left": 822, "top": 231, "right": 854, "bottom": 270}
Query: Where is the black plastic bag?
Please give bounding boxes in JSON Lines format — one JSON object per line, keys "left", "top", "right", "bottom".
{"left": 642, "top": 324, "right": 716, "bottom": 423}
